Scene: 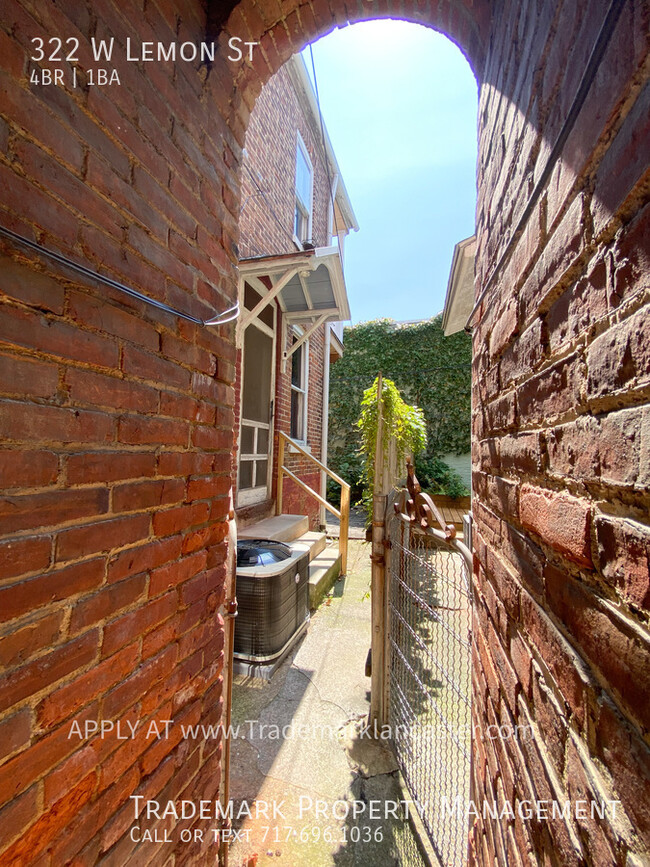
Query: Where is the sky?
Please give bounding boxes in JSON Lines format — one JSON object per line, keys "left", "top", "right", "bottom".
{"left": 302, "top": 20, "right": 479, "bottom": 325}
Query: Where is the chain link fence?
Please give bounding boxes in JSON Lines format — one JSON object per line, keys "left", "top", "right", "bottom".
{"left": 387, "top": 512, "right": 472, "bottom": 866}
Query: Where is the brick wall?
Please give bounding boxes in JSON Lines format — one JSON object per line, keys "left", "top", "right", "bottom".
{"left": 238, "top": 60, "right": 332, "bottom": 258}
{"left": 0, "top": 0, "right": 238, "bottom": 862}
{"left": 0, "top": 0, "right": 647, "bottom": 863}
{"left": 468, "top": 0, "right": 649, "bottom": 862}
{"left": 225, "top": 0, "right": 649, "bottom": 864}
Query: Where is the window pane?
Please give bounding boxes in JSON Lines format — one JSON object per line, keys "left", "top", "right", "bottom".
{"left": 241, "top": 425, "right": 254, "bottom": 454}
{"left": 240, "top": 460, "right": 253, "bottom": 489}
{"left": 257, "top": 427, "right": 268, "bottom": 455}
{"left": 295, "top": 144, "right": 311, "bottom": 210}
{"left": 291, "top": 342, "right": 303, "bottom": 387}
{"left": 255, "top": 460, "right": 268, "bottom": 485}
{"left": 291, "top": 390, "right": 304, "bottom": 439}
{"left": 242, "top": 325, "right": 273, "bottom": 423}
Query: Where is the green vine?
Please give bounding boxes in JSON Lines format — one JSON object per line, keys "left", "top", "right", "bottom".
{"left": 357, "top": 377, "right": 427, "bottom": 521}
{"left": 328, "top": 316, "right": 471, "bottom": 503}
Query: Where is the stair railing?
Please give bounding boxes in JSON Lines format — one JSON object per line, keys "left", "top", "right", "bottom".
{"left": 276, "top": 431, "right": 350, "bottom": 574}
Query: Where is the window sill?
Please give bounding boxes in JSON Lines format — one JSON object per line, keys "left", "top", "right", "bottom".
{"left": 288, "top": 440, "right": 310, "bottom": 454}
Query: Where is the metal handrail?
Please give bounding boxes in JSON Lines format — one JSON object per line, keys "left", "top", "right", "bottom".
{"left": 276, "top": 431, "right": 350, "bottom": 574}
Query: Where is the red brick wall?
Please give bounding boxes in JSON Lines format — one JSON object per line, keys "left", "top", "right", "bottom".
{"left": 468, "top": 0, "right": 650, "bottom": 862}
{"left": 238, "top": 60, "right": 333, "bottom": 258}
{"left": 0, "top": 0, "right": 648, "bottom": 864}
{"left": 0, "top": 1, "right": 238, "bottom": 862}
{"left": 226, "top": 1, "right": 649, "bottom": 863}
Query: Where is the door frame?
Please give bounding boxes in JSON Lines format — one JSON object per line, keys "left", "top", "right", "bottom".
{"left": 236, "top": 295, "right": 276, "bottom": 508}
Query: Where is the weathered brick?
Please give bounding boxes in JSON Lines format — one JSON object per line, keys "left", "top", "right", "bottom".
{"left": 520, "top": 591, "right": 589, "bottom": 728}
{"left": 112, "top": 478, "right": 185, "bottom": 513}
{"left": 0, "top": 535, "right": 51, "bottom": 579}
{"left": 594, "top": 699, "right": 650, "bottom": 849}
{"left": 545, "top": 564, "right": 650, "bottom": 732}
{"left": 0, "top": 400, "right": 115, "bottom": 448}
{"left": 0, "top": 610, "right": 64, "bottom": 669}
{"left": 107, "top": 536, "right": 182, "bottom": 584}
{"left": 0, "top": 788, "right": 39, "bottom": 858}
{"left": 519, "top": 485, "right": 592, "bottom": 567}
{"left": 594, "top": 513, "right": 650, "bottom": 610}
{"left": 37, "top": 643, "right": 140, "bottom": 728}
{"left": 545, "top": 257, "right": 608, "bottom": 352}
{"left": 66, "top": 451, "right": 157, "bottom": 485}
{"left": 0, "top": 631, "right": 99, "bottom": 714}
{"left": 102, "top": 595, "right": 178, "bottom": 658}
{"left": 0, "top": 449, "right": 58, "bottom": 489}
{"left": 0, "top": 302, "right": 119, "bottom": 368}
{"left": 152, "top": 502, "right": 210, "bottom": 537}
{"left": 66, "top": 367, "right": 159, "bottom": 414}
{"left": 102, "top": 645, "right": 177, "bottom": 718}
{"left": 149, "top": 550, "right": 207, "bottom": 597}
{"left": 56, "top": 514, "right": 150, "bottom": 561}
{"left": 118, "top": 414, "right": 190, "bottom": 447}
{"left": 499, "top": 318, "right": 544, "bottom": 388}
{"left": 0, "top": 558, "right": 104, "bottom": 623}
{"left": 517, "top": 354, "right": 583, "bottom": 426}
{"left": 69, "top": 574, "right": 148, "bottom": 635}
{"left": 499, "top": 432, "right": 543, "bottom": 476}
{"left": 0, "top": 352, "right": 59, "bottom": 399}
{"left": 587, "top": 306, "right": 650, "bottom": 398}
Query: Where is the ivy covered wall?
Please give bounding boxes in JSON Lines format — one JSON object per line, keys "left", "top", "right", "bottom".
{"left": 328, "top": 317, "right": 472, "bottom": 493}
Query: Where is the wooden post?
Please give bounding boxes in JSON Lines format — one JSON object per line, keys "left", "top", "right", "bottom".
{"left": 370, "top": 373, "right": 386, "bottom": 727}
{"left": 339, "top": 483, "right": 350, "bottom": 574}
{"left": 276, "top": 433, "right": 285, "bottom": 515}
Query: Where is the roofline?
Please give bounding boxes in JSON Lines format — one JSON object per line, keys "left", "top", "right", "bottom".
{"left": 442, "top": 234, "right": 476, "bottom": 334}
{"left": 286, "top": 54, "right": 359, "bottom": 234}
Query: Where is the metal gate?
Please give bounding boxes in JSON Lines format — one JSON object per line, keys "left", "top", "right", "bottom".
{"left": 385, "top": 489, "right": 473, "bottom": 866}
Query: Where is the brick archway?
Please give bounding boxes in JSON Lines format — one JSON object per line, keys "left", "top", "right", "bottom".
{"left": 217, "top": 2, "right": 650, "bottom": 865}
{"left": 0, "top": 0, "right": 647, "bottom": 863}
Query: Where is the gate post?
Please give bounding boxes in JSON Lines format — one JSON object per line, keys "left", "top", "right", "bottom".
{"left": 370, "top": 491, "right": 387, "bottom": 727}
{"left": 370, "top": 373, "right": 386, "bottom": 727}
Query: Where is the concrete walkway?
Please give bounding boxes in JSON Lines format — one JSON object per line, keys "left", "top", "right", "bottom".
{"left": 325, "top": 505, "right": 368, "bottom": 540}
{"left": 227, "top": 540, "right": 408, "bottom": 867}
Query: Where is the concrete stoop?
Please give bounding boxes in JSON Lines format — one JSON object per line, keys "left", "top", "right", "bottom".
{"left": 308, "top": 547, "right": 342, "bottom": 609}
{"left": 238, "top": 513, "right": 342, "bottom": 609}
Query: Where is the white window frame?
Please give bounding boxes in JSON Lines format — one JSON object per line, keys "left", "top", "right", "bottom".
{"left": 289, "top": 325, "right": 308, "bottom": 444}
{"left": 293, "top": 132, "right": 313, "bottom": 246}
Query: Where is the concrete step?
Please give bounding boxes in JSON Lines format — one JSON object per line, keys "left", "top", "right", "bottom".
{"left": 308, "top": 548, "right": 342, "bottom": 610}
{"left": 238, "top": 514, "right": 308, "bottom": 544}
{"left": 288, "top": 530, "right": 327, "bottom": 563}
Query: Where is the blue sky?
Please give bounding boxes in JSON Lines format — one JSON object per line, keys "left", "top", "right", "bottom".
{"left": 303, "top": 20, "right": 478, "bottom": 324}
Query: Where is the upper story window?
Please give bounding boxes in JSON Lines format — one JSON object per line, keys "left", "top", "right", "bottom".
{"left": 294, "top": 133, "right": 313, "bottom": 245}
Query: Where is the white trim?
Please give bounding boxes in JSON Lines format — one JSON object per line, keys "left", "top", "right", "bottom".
{"left": 289, "top": 324, "right": 308, "bottom": 444}
{"left": 320, "top": 324, "right": 330, "bottom": 527}
{"left": 293, "top": 131, "right": 313, "bottom": 245}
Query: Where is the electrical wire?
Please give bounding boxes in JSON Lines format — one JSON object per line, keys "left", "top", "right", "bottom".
{"left": 308, "top": 44, "right": 343, "bottom": 242}
{"left": 0, "top": 224, "right": 239, "bottom": 326}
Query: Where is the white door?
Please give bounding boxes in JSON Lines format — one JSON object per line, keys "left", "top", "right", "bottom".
{"left": 237, "top": 311, "right": 275, "bottom": 507}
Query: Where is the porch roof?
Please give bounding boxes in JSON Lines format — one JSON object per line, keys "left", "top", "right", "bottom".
{"left": 238, "top": 246, "right": 351, "bottom": 326}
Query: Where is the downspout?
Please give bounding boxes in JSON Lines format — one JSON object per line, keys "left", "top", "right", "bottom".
{"left": 320, "top": 324, "right": 330, "bottom": 528}
{"left": 219, "top": 489, "right": 238, "bottom": 867}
